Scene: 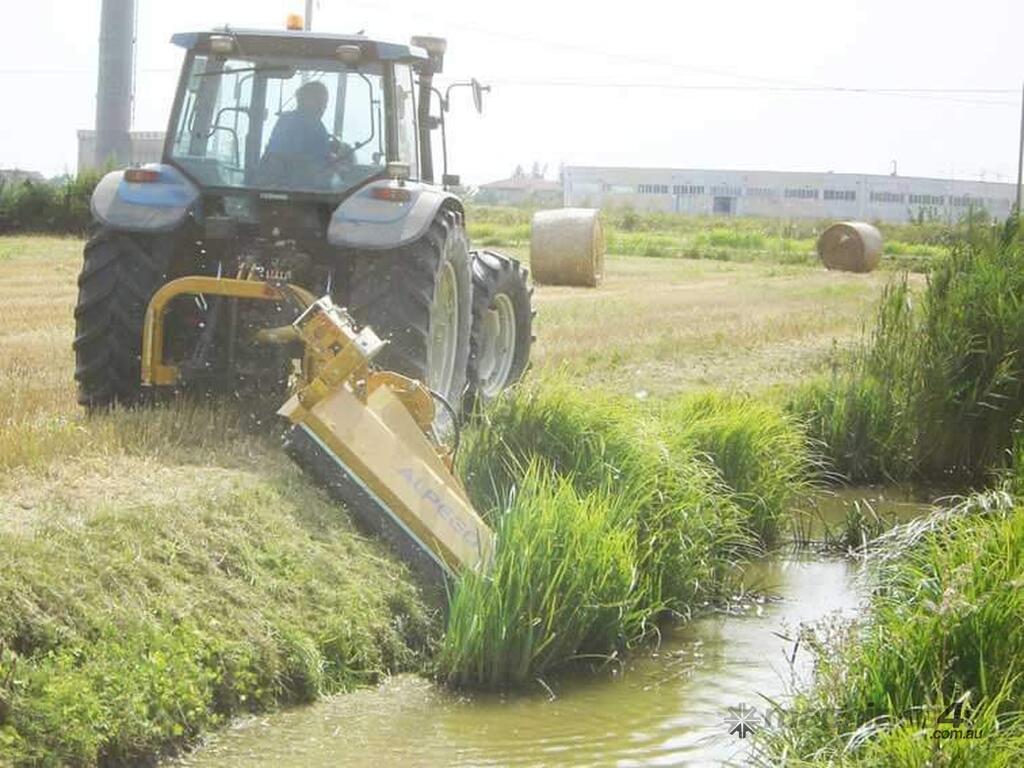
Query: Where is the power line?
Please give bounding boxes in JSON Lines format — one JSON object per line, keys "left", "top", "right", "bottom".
{"left": 479, "top": 78, "right": 1019, "bottom": 107}
{"left": 345, "top": 0, "right": 1020, "bottom": 98}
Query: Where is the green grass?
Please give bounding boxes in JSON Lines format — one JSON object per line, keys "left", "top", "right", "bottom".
{"left": 442, "top": 379, "right": 814, "bottom": 688}
{"left": 759, "top": 217, "right": 1024, "bottom": 764}
{"left": 440, "top": 466, "right": 644, "bottom": 688}
{"left": 757, "top": 490, "right": 1024, "bottom": 766}
{"left": 659, "top": 392, "right": 817, "bottom": 546}
{"left": 792, "top": 218, "right": 1024, "bottom": 484}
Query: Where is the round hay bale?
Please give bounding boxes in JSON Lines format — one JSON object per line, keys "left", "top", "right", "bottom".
{"left": 530, "top": 208, "right": 605, "bottom": 287}
{"left": 817, "top": 221, "right": 883, "bottom": 273}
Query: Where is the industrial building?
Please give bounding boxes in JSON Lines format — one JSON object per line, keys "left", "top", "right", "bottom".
{"left": 562, "top": 166, "right": 1017, "bottom": 223}
{"left": 77, "top": 130, "right": 165, "bottom": 173}
{"left": 476, "top": 174, "right": 563, "bottom": 207}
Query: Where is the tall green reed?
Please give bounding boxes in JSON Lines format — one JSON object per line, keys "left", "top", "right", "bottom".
{"left": 445, "top": 381, "right": 754, "bottom": 687}
{"left": 794, "top": 217, "right": 1024, "bottom": 483}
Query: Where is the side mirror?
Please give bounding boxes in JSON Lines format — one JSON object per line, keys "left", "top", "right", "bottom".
{"left": 471, "top": 78, "right": 490, "bottom": 114}
{"left": 442, "top": 173, "right": 460, "bottom": 188}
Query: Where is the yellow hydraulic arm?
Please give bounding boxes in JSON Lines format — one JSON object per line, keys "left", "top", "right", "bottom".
{"left": 140, "top": 279, "right": 494, "bottom": 584}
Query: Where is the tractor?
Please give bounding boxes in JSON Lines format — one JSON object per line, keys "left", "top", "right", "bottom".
{"left": 74, "top": 26, "right": 533, "bottom": 414}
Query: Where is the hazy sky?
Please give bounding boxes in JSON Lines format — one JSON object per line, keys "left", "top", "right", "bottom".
{"left": 1, "top": 0, "right": 1022, "bottom": 184}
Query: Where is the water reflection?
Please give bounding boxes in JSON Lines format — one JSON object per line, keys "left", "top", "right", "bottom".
{"left": 176, "top": 555, "right": 870, "bottom": 767}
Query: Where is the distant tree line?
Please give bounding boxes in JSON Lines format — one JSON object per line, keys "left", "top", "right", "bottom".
{"left": 0, "top": 172, "right": 102, "bottom": 235}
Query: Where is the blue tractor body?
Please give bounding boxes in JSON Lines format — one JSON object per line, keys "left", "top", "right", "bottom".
{"left": 75, "top": 26, "right": 532, "bottom": 416}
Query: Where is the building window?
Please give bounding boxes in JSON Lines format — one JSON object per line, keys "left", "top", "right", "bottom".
{"left": 824, "top": 189, "right": 856, "bottom": 202}
{"left": 909, "top": 193, "right": 945, "bottom": 206}
{"left": 608, "top": 184, "right": 634, "bottom": 194}
{"left": 672, "top": 184, "right": 704, "bottom": 195}
{"left": 638, "top": 184, "right": 669, "bottom": 194}
{"left": 745, "top": 186, "right": 777, "bottom": 198}
{"left": 869, "top": 191, "right": 905, "bottom": 204}
{"left": 784, "top": 188, "right": 819, "bottom": 200}
{"left": 950, "top": 195, "right": 976, "bottom": 207}
{"left": 711, "top": 184, "right": 742, "bottom": 196}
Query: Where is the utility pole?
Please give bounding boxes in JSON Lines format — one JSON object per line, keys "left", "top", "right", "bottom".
{"left": 305, "top": 0, "right": 314, "bottom": 30}
{"left": 95, "top": 0, "right": 136, "bottom": 169}
{"left": 1017, "top": 80, "right": 1024, "bottom": 212}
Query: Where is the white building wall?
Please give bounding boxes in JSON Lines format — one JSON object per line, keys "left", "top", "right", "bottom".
{"left": 77, "top": 130, "right": 166, "bottom": 173}
{"left": 563, "top": 166, "right": 1016, "bottom": 223}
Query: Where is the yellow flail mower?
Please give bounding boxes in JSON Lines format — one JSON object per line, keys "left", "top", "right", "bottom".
{"left": 140, "top": 276, "right": 494, "bottom": 585}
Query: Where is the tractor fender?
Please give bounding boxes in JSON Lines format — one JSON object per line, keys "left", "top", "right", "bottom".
{"left": 91, "top": 164, "right": 200, "bottom": 232}
{"left": 327, "top": 180, "right": 461, "bottom": 251}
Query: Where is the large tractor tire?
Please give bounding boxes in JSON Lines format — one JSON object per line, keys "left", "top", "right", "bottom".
{"left": 348, "top": 209, "right": 472, "bottom": 408}
{"left": 73, "top": 229, "right": 175, "bottom": 409}
{"left": 466, "top": 250, "right": 533, "bottom": 403}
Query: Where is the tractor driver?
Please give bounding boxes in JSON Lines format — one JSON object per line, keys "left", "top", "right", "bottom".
{"left": 259, "top": 80, "right": 352, "bottom": 188}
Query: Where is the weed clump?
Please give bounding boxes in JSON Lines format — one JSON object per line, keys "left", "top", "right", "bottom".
{"left": 441, "top": 467, "right": 640, "bottom": 688}
{"left": 660, "top": 392, "right": 817, "bottom": 545}
{"left": 445, "top": 381, "right": 757, "bottom": 687}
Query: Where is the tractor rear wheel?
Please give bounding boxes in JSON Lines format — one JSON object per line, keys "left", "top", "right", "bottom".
{"left": 347, "top": 209, "right": 472, "bottom": 408}
{"left": 466, "top": 250, "right": 533, "bottom": 403}
{"left": 73, "top": 229, "right": 175, "bottom": 409}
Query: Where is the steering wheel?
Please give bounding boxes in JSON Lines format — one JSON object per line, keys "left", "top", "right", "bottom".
{"left": 328, "top": 136, "right": 354, "bottom": 165}
{"left": 326, "top": 137, "right": 357, "bottom": 185}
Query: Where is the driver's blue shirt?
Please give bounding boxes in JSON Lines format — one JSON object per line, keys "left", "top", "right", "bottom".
{"left": 264, "top": 110, "right": 330, "bottom": 160}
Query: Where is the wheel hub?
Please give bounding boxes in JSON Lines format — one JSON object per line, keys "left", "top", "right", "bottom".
{"left": 477, "top": 293, "right": 517, "bottom": 398}
{"left": 427, "top": 261, "right": 459, "bottom": 398}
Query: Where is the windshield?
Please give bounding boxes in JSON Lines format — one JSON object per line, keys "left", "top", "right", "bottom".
{"left": 169, "top": 54, "right": 387, "bottom": 194}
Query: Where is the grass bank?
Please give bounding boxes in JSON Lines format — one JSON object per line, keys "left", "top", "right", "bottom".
{"left": 0, "top": 234, "right": 850, "bottom": 759}
{"left": 793, "top": 217, "right": 1024, "bottom": 484}
{"left": 0, "top": 234, "right": 871, "bottom": 762}
{"left": 0, "top": 404, "right": 435, "bottom": 765}
{"left": 760, "top": 216, "right": 1024, "bottom": 765}
{"left": 440, "top": 382, "right": 814, "bottom": 688}
{"left": 758, "top": 488, "right": 1024, "bottom": 766}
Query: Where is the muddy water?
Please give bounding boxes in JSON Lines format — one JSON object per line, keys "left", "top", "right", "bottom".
{"left": 176, "top": 490, "right": 930, "bottom": 768}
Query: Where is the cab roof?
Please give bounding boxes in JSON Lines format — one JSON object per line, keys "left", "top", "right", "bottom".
{"left": 170, "top": 29, "right": 429, "bottom": 64}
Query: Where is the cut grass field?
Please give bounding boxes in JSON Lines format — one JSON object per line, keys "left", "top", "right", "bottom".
{"left": 467, "top": 205, "right": 954, "bottom": 272}
{"left": 504, "top": 246, "right": 898, "bottom": 395}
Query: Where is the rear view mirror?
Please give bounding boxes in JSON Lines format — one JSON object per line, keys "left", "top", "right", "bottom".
{"left": 263, "top": 66, "right": 297, "bottom": 80}
{"left": 442, "top": 174, "right": 460, "bottom": 188}
{"left": 337, "top": 45, "right": 362, "bottom": 65}
{"left": 471, "top": 78, "right": 490, "bottom": 114}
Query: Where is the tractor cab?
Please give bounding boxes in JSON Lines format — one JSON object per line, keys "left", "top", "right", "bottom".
{"left": 165, "top": 29, "right": 436, "bottom": 197}
{"left": 77, "top": 26, "right": 531, "bottom": 424}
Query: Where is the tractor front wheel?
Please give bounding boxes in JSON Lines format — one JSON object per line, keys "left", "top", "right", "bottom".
{"left": 73, "top": 229, "right": 176, "bottom": 409}
{"left": 466, "top": 250, "right": 533, "bottom": 403}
